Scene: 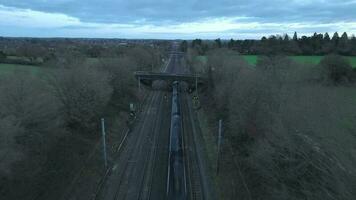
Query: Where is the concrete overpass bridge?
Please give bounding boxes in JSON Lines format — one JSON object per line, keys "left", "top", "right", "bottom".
{"left": 134, "top": 71, "right": 205, "bottom": 91}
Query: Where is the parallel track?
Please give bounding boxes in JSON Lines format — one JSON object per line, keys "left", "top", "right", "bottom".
{"left": 136, "top": 92, "right": 165, "bottom": 199}
{"left": 95, "top": 52, "right": 174, "bottom": 200}
{"left": 113, "top": 92, "right": 163, "bottom": 199}
{"left": 94, "top": 46, "right": 212, "bottom": 200}
{"left": 180, "top": 90, "right": 204, "bottom": 200}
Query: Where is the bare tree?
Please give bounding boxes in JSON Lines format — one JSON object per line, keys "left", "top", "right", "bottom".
{"left": 0, "top": 116, "right": 23, "bottom": 175}
{"left": 17, "top": 43, "right": 47, "bottom": 63}
{"left": 0, "top": 72, "right": 61, "bottom": 134}
{"left": 0, "top": 71, "right": 61, "bottom": 193}
{"left": 126, "top": 46, "right": 163, "bottom": 71}
{"left": 201, "top": 51, "right": 356, "bottom": 199}
{"left": 48, "top": 64, "right": 113, "bottom": 132}
{"left": 99, "top": 57, "right": 137, "bottom": 109}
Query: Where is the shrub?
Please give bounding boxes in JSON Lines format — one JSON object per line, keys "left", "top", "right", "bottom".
{"left": 319, "top": 54, "right": 353, "bottom": 84}
{"left": 0, "top": 50, "right": 6, "bottom": 59}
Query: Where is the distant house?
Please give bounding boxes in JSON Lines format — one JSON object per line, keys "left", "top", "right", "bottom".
{"left": 118, "top": 42, "right": 128, "bottom": 46}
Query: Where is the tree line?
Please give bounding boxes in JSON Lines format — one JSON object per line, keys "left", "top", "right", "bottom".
{"left": 0, "top": 42, "right": 167, "bottom": 199}
{"left": 180, "top": 32, "right": 356, "bottom": 56}
{"left": 0, "top": 37, "right": 169, "bottom": 66}
{"left": 187, "top": 48, "right": 356, "bottom": 199}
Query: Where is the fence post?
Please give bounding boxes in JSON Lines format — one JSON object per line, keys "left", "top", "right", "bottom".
{"left": 101, "top": 118, "right": 108, "bottom": 169}
{"left": 216, "top": 119, "right": 223, "bottom": 175}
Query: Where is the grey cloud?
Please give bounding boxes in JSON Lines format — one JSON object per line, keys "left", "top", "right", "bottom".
{"left": 1, "top": 0, "right": 356, "bottom": 25}
{"left": 1, "top": 0, "right": 356, "bottom": 36}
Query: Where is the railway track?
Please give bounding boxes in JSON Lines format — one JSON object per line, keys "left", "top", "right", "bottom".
{"left": 147, "top": 93, "right": 171, "bottom": 200}
{"left": 113, "top": 92, "right": 163, "bottom": 199}
{"left": 94, "top": 46, "right": 214, "bottom": 200}
{"left": 95, "top": 90, "right": 169, "bottom": 200}
{"left": 178, "top": 50, "right": 216, "bottom": 200}
{"left": 95, "top": 53, "right": 174, "bottom": 200}
{"left": 180, "top": 89, "right": 204, "bottom": 200}
{"left": 165, "top": 50, "right": 207, "bottom": 200}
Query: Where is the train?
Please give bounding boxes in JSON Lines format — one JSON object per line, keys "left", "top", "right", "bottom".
{"left": 167, "top": 81, "right": 187, "bottom": 200}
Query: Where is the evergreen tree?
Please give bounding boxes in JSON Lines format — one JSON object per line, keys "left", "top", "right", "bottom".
{"left": 202, "top": 43, "right": 209, "bottom": 54}
{"left": 258, "top": 36, "right": 269, "bottom": 54}
{"left": 322, "top": 32, "right": 332, "bottom": 54}
{"left": 331, "top": 32, "right": 340, "bottom": 51}
{"left": 220, "top": 32, "right": 355, "bottom": 56}
{"left": 293, "top": 32, "right": 298, "bottom": 41}
{"left": 214, "top": 38, "right": 222, "bottom": 48}
{"left": 191, "top": 39, "right": 205, "bottom": 55}
{"left": 192, "top": 39, "right": 202, "bottom": 48}
{"left": 311, "top": 33, "right": 323, "bottom": 54}
{"left": 299, "top": 36, "right": 313, "bottom": 54}
{"left": 283, "top": 34, "right": 290, "bottom": 41}
{"left": 324, "top": 32, "right": 330, "bottom": 41}
{"left": 338, "top": 32, "right": 351, "bottom": 55}
{"left": 179, "top": 40, "right": 188, "bottom": 52}
{"left": 228, "top": 39, "right": 235, "bottom": 49}
{"left": 332, "top": 32, "right": 339, "bottom": 43}
{"left": 351, "top": 35, "right": 356, "bottom": 55}
{"left": 341, "top": 32, "right": 348, "bottom": 40}
{"left": 289, "top": 33, "right": 301, "bottom": 55}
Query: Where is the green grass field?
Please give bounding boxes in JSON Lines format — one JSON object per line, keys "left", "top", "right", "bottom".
{"left": 242, "top": 55, "right": 356, "bottom": 68}
{"left": 0, "top": 63, "right": 41, "bottom": 75}
{"left": 242, "top": 55, "right": 258, "bottom": 65}
{"left": 0, "top": 57, "right": 118, "bottom": 76}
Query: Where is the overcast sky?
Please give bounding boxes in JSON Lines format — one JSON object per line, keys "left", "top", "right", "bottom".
{"left": 0, "top": 0, "right": 355, "bottom": 39}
